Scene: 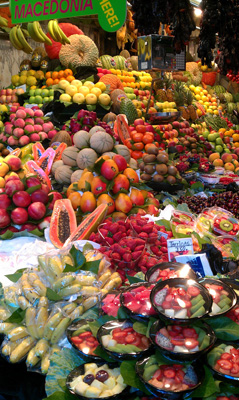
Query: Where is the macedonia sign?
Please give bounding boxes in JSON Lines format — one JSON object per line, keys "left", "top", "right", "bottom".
{"left": 10, "top": 0, "right": 127, "bottom": 32}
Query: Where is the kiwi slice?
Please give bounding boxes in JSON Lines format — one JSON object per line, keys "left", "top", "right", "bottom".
{"left": 219, "top": 220, "right": 233, "bottom": 232}
{"left": 191, "top": 299, "right": 205, "bottom": 314}
{"left": 199, "top": 335, "right": 210, "bottom": 350}
{"left": 191, "top": 294, "right": 203, "bottom": 306}
{"left": 201, "top": 217, "right": 211, "bottom": 228}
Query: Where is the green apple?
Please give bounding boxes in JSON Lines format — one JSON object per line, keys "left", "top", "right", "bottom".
{"left": 29, "top": 96, "right": 35, "bottom": 104}
{"left": 208, "top": 133, "right": 217, "bottom": 142}
{"left": 49, "top": 96, "right": 54, "bottom": 102}
{"left": 127, "top": 93, "right": 136, "bottom": 100}
{"left": 42, "top": 89, "right": 49, "bottom": 97}
{"left": 124, "top": 87, "right": 134, "bottom": 94}
{"left": 203, "top": 130, "right": 210, "bottom": 138}
{"left": 35, "top": 88, "right": 42, "bottom": 96}
{"left": 216, "top": 137, "right": 223, "bottom": 145}
{"left": 43, "top": 97, "right": 50, "bottom": 103}
{"left": 48, "top": 89, "right": 54, "bottom": 96}
{"left": 35, "top": 95, "right": 43, "bottom": 104}
{"left": 29, "top": 89, "right": 35, "bottom": 97}
{"left": 38, "top": 104, "right": 43, "bottom": 108}
{"left": 215, "top": 145, "right": 223, "bottom": 153}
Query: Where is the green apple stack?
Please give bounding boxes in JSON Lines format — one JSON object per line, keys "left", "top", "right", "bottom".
{"left": 27, "top": 88, "right": 54, "bottom": 107}
{"left": 202, "top": 130, "right": 230, "bottom": 154}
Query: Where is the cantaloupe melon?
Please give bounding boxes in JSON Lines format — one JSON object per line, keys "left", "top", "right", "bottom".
{"left": 90, "top": 131, "right": 114, "bottom": 154}
{"left": 76, "top": 148, "right": 98, "bottom": 169}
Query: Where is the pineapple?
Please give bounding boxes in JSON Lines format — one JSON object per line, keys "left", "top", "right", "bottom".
{"left": 185, "top": 89, "right": 197, "bottom": 121}
{"left": 156, "top": 89, "right": 167, "bottom": 102}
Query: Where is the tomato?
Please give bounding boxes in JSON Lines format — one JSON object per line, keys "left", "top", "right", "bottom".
{"left": 217, "top": 359, "right": 233, "bottom": 370}
{"left": 131, "top": 150, "right": 143, "bottom": 159}
{"left": 133, "top": 142, "right": 144, "bottom": 151}
{"left": 143, "top": 135, "right": 154, "bottom": 144}
{"left": 184, "top": 338, "right": 199, "bottom": 349}
{"left": 132, "top": 133, "right": 144, "bottom": 142}
{"left": 136, "top": 125, "right": 147, "bottom": 134}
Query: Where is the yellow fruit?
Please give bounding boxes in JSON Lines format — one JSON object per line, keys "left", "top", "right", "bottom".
{"left": 59, "top": 93, "right": 72, "bottom": 103}
{"left": 0, "top": 177, "right": 5, "bottom": 188}
{"left": 11, "top": 75, "right": 20, "bottom": 86}
{"left": 0, "top": 105, "right": 8, "bottom": 113}
{"left": 27, "top": 70, "right": 36, "bottom": 77}
{"left": 26, "top": 76, "right": 37, "bottom": 87}
{"left": 20, "top": 71, "right": 28, "bottom": 77}
{"left": 19, "top": 76, "right": 27, "bottom": 85}
{"left": 95, "top": 82, "right": 106, "bottom": 92}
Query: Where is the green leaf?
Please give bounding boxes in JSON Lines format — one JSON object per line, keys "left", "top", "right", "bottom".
{"left": 191, "top": 366, "right": 219, "bottom": 398}
{"left": 133, "top": 321, "right": 148, "bottom": 336}
{"left": 5, "top": 268, "right": 26, "bottom": 283}
{"left": 126, "top": 274, "right": 144, "bottom": 285}
{"left": 6, "top": 308, "right": 26, "bottom": 324}
{"left": 156, "top": 219, "right": 171, "bottom": 230}
{"left": 93, "top": 157, "right": 105, "bottom": 176}
{"left": 46, "top": 288, "right": 62, "bottom": 302}
{"left": 207, "top": 316, "right": 239, "bottom": 340}
{"left": 117, "top": 307, "right": 129, "bottom": 319}
{"left": 88, "top": 320, "right": 100, "bottom": 337}
{"left": 26, "top": 184, "right": 42, "bottom": 194}
{"left": 0, "top": 282, "right": 3, "bottom": 300}
{"left": 0, "top": 230, "right": 14, "bottom": 240}
{"left": 69, "top": 246, "right": 86, "bottom": 269}
{"left": 190, "top": 182, "right": 204, "bottom": 192}
{"left": 81, "top": 259, "right": 100, "bottom": 275}
{"left": 231, "top": 241, "right": 239, "bottom": 260}
{"left": 85, "top": 181, "right": 91, "bottom": 192}
{"left": 120, "top": 361, "right": 150, "bottom": 395}
{"left": 63, "top": 263, "right": 76, "bottom": 273}
{"left": 177, "top": 203, "right": 193, "bottom": 214}
{"left": 94, "top": 346, "right": 115, "bottom": 362}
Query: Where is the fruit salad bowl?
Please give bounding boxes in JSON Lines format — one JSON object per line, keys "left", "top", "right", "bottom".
{"left": 149, "top": 319, "right": 216, "bottom": 362}
{"left": 198, "top": 278, "right": 237, "bottom": 318}
{"left": 171, "top": 210, "right": 195, "bottom": 225}
{"left": 67, "top": 319, "right": 101, "bottom": 362}
{"left": 207, "top": 342, "right": 239, "bottom": 386}
{"left": 136, "top": 355, "right": 204, "bottom": 399}
{"left": 97, "top": 319, "right": 152, "bottom": 361}
{"left": 120, "top": 282, "right": 157, "bottom": 322}
{"left": 212, "top": 215, "right": 239, "bottom": 237}
{"left": 66, "top": 362, "right": 129, "bottom": 400}
{"left": 150, "top": 278, "right": 212, "bottom": 322}
{"left": 145, "top": 262, "right": 197, "bottom": 284}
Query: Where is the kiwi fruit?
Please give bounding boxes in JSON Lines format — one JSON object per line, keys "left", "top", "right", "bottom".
{"left": 156, "top": 164, "right": 168, "bottom": 175}
{"left": 219, "top": 220, "right": 233, "bottom": 232}
{"left": 146, "top": 146, "right": 159, "bottom": 155}
{"left": 0, "top": 144, "right": 4, "bottom": 151}
{"left": 141, "top": 173, "right": 152, "bottom": 181}
{"left": 144, "top": 164, "right": 155, "bottom": 175}
{"left": 184, "top": 141, "right": 190, "bottom": 147}
{"left": 191, "top": 144, "right": 197, "bottom": 149}
{"left": 157, "top": 153, "right": 169, "bottom": 164}
{"left": 167, "top": 175, "right": 176, "bottom": 184}
{"left": 143, "top": 154, "right": 157, "bottom": 163}
{"left": 139, "top": 162, "right": 145, "bottom": 171}
{"left": 167, "top": 166, "right": 177, "bottom": 176}
{"left": 2, "top": 148, "right": 10, "bottom": 156}
{"left": 153, "top": 174, "right": 164, "bottom": 182}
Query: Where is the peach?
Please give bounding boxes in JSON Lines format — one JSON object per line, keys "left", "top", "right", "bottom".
{"left": 25, "top": 118, "right": 34, "bottom": 125}
{"left": 221, "top": 153, "right": 233, "bottom": 163}
{"left": 24, "top": 125, "right": 34, "bottom": 134}
{"left": 25, "top": 108, "right": 34, "bottom": 117}
{"left": 19, "top": 135, "right": 30, "bottom": 146}
{"left": 30, "top": 133, "right": 40, "bottom": 142}
{"left": 13, "top": 118, "right": 25, "bottom": 128}
{"left": 224, "top": 162, "right": 235, "bottom": 171}
{"left": 5, "top": 155, "right": 22, "bottom": 171}
{"left": 13, "top": 128, "right": 24, "bottom": 138}
{"left": 34, "top": 109, "right": 44, "bottom": 117}
{"left": 4, "top": 124, "right": 13, "bottom": 135}
{"left": 209, "top": 153, "right": 220, "bottom": 163}
{"left": 34, "top": 117, "right": 44, "bottom": 125}
{"left": 213, "top": 159, "right": 224, "bottom": 167}
{"left": 16, "top": 109, "right": 26, "bottom": 119}
{"left": 7, "top": 137, "right": 18, "bottom": 146}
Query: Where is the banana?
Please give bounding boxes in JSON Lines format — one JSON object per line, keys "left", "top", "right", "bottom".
{"left": 35, "top": 307, "right": 48, "bottom": 338}
{"left": 35, "top": 338, "right": 49, "bottom": 358}
{"left": 82, "top": 296, "right": 99, "bottom": 311}
{"left": 31, "top": 279, "right": 47, "bottom": 297}
{"left": 48, "top": 20, "right": 59, "bottom": 42}
{"left": 52, "top": 275, "right": 75, "bottom": 292}
{"left": 8, "top": 326, "right": 29, "bottom": 342}
{"left": 2, "top": 341, "right": 18, "bottom": 356}
{"left": 10, "top": 336, "right": 35, "bottom": 363}
{"left": 26, "top": 347, "right": 41, "bottom": 367}
{"left": 17, "top": 296, "right": 31, "bottom": 310}
{"left": 61, "top": 254, "right": 74, "bottom": 267}
{"left": 16, "top": 25, "right": 33, "bottom": 54}
{"left": 102, "top": 277, "right": 122, "bottom": 291}
{"left": 51, "top": 344, "right": 61, "bottom": 354}
{"left": 0, "top": 322, "right": 17, "bottom": 334}
{"left": 32, "top": 21, "right": 52, "bottom": 45}
{"left": 39, "top": 296, "right": 49, "bottom": 308}
{"left": 9, "top": 26, "right": 23, "bottom": 50}
{"left": 75, "top": 274, "right": 96, "bottom": 286}
{"left": 69, "top": 305, "right": 84, "bottom": 320}
{"left": 38, "top": 255, "right": 54, "bottom": 284}
{"left": 52, "top": 20, "right": 63, "bottom": 42}
{"left": 27, "top": 21, "right": 44, "bottom": 42}
{"left": 98, "top": 271, "right": 111, "bottom": 287}
{"left": 43, "top": 312, "right": 63, "bottom": 341}
{"left": 57, "top": 284, "right": 81, "bottom": 298}
{"left": 80, "top": 286, "right": 100, "bottom": 297}
{"left": 41, "top": 352, "right": 50, "bottom": 374}
{"left": 25, "top": 307, "right": 38, "bottom": 339}
{"left": 62, "top": 302, "right": 77, "bottom": 315}
{"left": 0, "top": 307, "right": 11, "bottom": 320}
{"left": 50, "top": 317, "right": 71, "bottom": 344}
{"left": 0, "top": 16, "right": 8, "bottom": 27}
{"left": 53, "top": 20, "right": 70, "bottom": 44}
{"left": 98, "top": 259, "right": 107, "bottom": 275}
{"left": 27, "top": 273, "right": 40, "bottom": 284}
{"left": 22, "top": 284, "right": 40, "bottom": 303}
{"left": 47, "top": 256, "right": 63, "bottom": 278}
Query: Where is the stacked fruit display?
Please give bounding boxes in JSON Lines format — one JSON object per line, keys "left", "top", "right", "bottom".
{"left": 11, "top": 69, "right": 45, "bottom": 89}
{"left": 189, "top": 85, "right": 219, "bottom": 115}
{"left": 0, "top": 154, "right": 24, "bottom": 189}
{"left": 109, "top": 68, "right": 152, "bottom": 89}
{"left": 0, "top": 88, "right": 21, "bottom": 106}
{"left": 0, "top": 107, "right": 57, "bottom": 147}
{"left": 44, "top": 69, "right": 76, "bottom": 87}
{"left": 27, "top": 87, "right": 54, "bottom": 106}
{"left": 208, "top": 152, "right": 239, "bottom": 171}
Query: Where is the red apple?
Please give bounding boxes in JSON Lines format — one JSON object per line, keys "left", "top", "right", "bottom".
{"left": 31, "top": 189, "right": 48, "bottom": 204}
{"left": 0, "top": 209, "right": 11, "bottom": 228}
{"left": 11, "top": 208, "right": 28, "bottom": 224}
{"left": 28, "top": 202, "right": 46, "bottom": 220}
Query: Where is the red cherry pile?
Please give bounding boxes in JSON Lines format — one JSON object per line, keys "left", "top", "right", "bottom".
{"left": 215, "top": 347, "right": 239, "bottom": 377}
{"left": 0, "top": 175, "right": 62, "bottom": 234}
{"left": 111, "top": 326, "right": 150, "bottom": 350}
{"left": 70, "top": 331, "right": 99, "bottom": 356}
{"left": 122, "top": 284, "right": 156, "bottom": 316}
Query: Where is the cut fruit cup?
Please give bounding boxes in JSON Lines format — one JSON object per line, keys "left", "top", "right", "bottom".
{"left": 170, "top": 221, "right": 195, "bottom": 236}
{"left": 171, "top": 210, "right": 195, "bottom": 225}
{"left": 150, "top": 278, "right": 212, "bottom": 322}
{"left": 211, "top": 235, "right": 238, "bottom": 259}
{"left": 199, "top": 278, "right": 237, "bottom": 318}
{"left": 222, "top": 278, "right": 239, "bottom": 325}
{"left": 145, "top": 262, "right": 197, "bottom": 284}
{"left": 149, "top": 319, "right": 216, "bottom": 362}
{"left": 97, "top": 319, "right": 152, "bottom": 361}
{"left": 66, "top": 362, "right": 129, "bottom": 400}
{"left": 207, "top": 342, "right": 239, "bottom": 386}
{"left": 203, "top": 207, "right": 233, "bottom": 219}
{"left": 212, "top": 215, "right": 239, "bottom": 237}
{"left": 100, "top": 290, "right": 125, "bottom": 318}
{"left": 66, "top": 319, "right": 101, "bottom": 362}
{"left": 120, "top": 282, "right": 158, "bottom": 322}
{"left": 195, "top": 213, "right": 214, "bottom": 234}
{"left": 136, "top": 355, "right": 204, "bottom": 400}
{"left": 128, "top": 214, "right": 160, "bottom": 244}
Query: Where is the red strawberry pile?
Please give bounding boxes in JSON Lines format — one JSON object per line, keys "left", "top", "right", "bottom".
{"left": 111, "top": 326, "right": 150, "bottom": 350}
{"left": 157, "top": 325, "right": 199, "bottom": 352}
{"left": 226, "top": 306, "right": 239, "bottom": 324}
{"left": 149, "top": 364, "right": 197, "bottom": 391}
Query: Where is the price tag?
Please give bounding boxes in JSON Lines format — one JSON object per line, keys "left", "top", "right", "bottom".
{"left": 175, "top": 254, "right": 213, "bottom": 278}
{"left": 16, "top": 84, "right": 26, "bottom": 92}
{"left": 7, "top": 146, "right": 14, "bottom": 152}
{"left": 25, "top": 104, "right": 38, "bottom": 108}
{"left": 167, "top": 238, "right": 194, "bottom": 262}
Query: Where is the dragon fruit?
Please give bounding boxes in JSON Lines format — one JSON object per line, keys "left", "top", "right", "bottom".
{"left": 183, "top": 366, "right": 198, "bottom": 386}
{"left": 156, "top": 333, "right": 173, "bottom": 350}
{"left": 154, "top": 287, "right": 168, "bottom": 306}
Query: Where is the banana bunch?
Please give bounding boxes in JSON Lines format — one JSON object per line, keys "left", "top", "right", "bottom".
{"left": 27, "top": 21, "right": 52, "bottom": 45}
{"left": 18, "top": 272, "right": 48, "bottom": 307}
{"left": 0, "top": 16, "right": 8, "bottom": 27}
{"left": 48, "top": 20, "right": 70, "bottom": 44}
{"left": 9, "top": 25, "right": 33, "bottom": 54}
{"left": 38, "top": 255, "right": 64, "bottom": 285}
{"left": 1, "top": 324, "right": 36, "bottom": 363}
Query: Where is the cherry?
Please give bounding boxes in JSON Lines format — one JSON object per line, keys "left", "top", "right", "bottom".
{"left": 83, "top": 374, "right": 95, "bottom": 385}
{"left": 96, "top": 370, "right": 109, "bottom": 382}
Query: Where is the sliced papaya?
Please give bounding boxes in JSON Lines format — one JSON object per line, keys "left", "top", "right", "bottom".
{"left": 50, "top": 199, "right": 77, "bottom": 248}
{"left": 26, "top": 160, "right": 51, "bottom": 190}
{"left": 10, "top": 148, "right": 21, "bottom": 157}
{"left": 65, "top": 204, "right": 108, "bottom": 245}
{"left": 116, "top": 114, "right": 131, "bottom": 145}
{"left": 38, "top": 148, "right": 56, "bottom": 175}
{"left": 54, "top": 143, "right": 67, "bottom": 161}
{"left": 32, "top": 142, "right": 45, "bottom": 162}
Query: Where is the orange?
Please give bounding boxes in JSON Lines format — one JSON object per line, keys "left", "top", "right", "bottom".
{"left": 45, "top": 71, "right": 51, "bottom": 79}
{"left": 52, "top": 71, "right": 59, "bottom": 80}
{"left": 53, "top": 79, "right": 59, "bottom": 85}
{"left": 233, "top": 134, "right": 239, "bottom": 142}
{"left": 66, "top": 75, "right": 75, "bottom": 83}
{"left": 68, "top": 192, "right": 82, "bottom": 210}
{"left": 58, "top": 70, "right": 65, "bottom": 78}
{"left": 64, "top": 69, "right": 73, "bottom": 77}
{"left": 46, "top": 78, "right": 54, "bottom": 87}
